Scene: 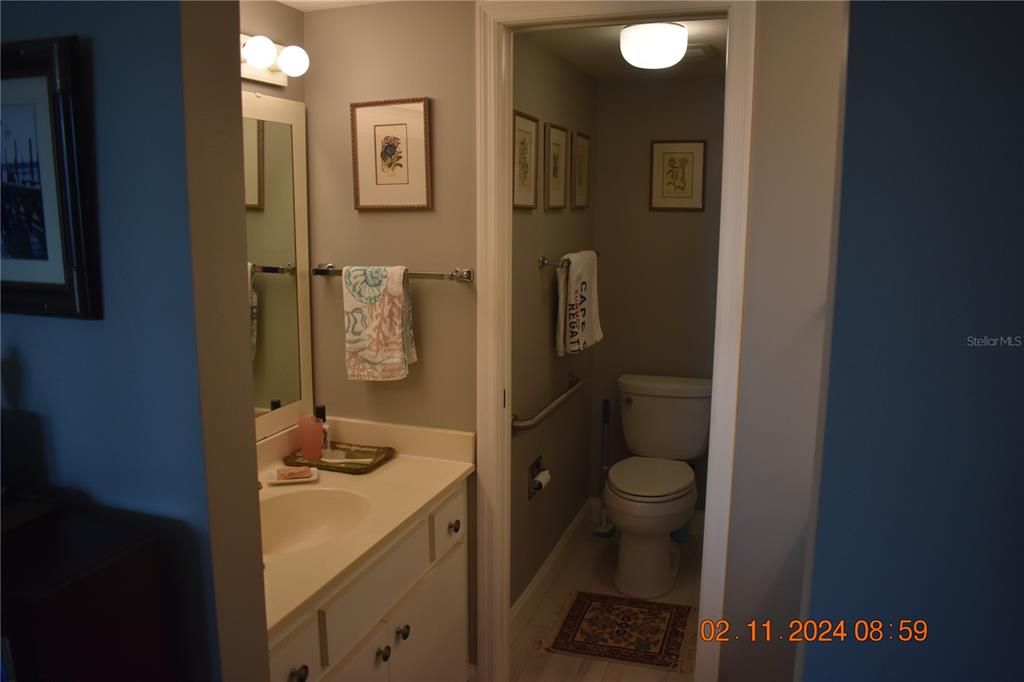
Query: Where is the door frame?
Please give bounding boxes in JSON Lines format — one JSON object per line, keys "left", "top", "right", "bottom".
{"left": 474, "top": 3, "right": 757, "bottom": 680}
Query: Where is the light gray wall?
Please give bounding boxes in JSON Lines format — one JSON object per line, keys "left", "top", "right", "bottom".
{"left": 720, "top": 2, "right": 847, "bottom": 681}
{"left": 510, "top": 34, "right": 597, "bottom": 602}
{"left": 303, "top": 1, "right": 476, "bottom": 430}
{"left": 591, "top": 75, "right": 724, "bottom": 499}
{"left": 239, "top": 0, "right": 305, "bottom": 102}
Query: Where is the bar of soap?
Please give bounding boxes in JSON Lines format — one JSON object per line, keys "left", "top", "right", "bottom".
{"left": 276, "top": 466, "right": 312, "bottom": 480}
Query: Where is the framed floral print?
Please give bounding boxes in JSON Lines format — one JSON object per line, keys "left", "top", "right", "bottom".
{"left": 350, "top": 97, "right": 432, "bottom": 210}
{"left": 650, "top": 140, "right": 705, "bottom": 211}
{"left": 544, "top": 123, "right": 568, "bottom": 210}
{"left": 2, "top": 37, "right": 102, "bottom": 318}
{"left": 571, "top": 132, "right": 590, "bottom": 209}
{"left": 513, "top": 110, "right": 539, "bottom": 209}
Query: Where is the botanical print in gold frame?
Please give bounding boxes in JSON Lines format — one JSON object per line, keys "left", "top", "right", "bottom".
{"left": 350, "top": 97, "right": 432, "bottom": 210}
{"left": 571, "top": 132, "right": 590, "bottom": 209}
{"left": 545, "top": 123, "right": 568, "bottom": 209}
{"left": 513, "top": 110, "right": 539, "bottom": 209}
{"left": 650, "top": 140, "right": 706, "bottom": 211}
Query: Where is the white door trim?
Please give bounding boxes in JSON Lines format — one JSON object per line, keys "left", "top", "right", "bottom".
{"left": 474, "top": 3, "right": 757, "bottom": 681}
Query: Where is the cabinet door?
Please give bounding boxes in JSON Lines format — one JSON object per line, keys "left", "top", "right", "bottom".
{"left": 323, "top": 621, "right": 390, "bottom": 682}
{"left": 388, "top": 542, "right": 468, "bottom": 682}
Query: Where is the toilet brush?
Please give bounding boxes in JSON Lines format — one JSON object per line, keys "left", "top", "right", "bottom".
{"left": 593, "top": 399, "right": 616, "bottom": 538}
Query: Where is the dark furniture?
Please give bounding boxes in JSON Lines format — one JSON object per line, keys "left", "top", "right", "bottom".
{"left": 2, "top": 501, "right": 179, "bottom": 682}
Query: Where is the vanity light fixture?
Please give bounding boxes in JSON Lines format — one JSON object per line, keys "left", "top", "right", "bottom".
{"left": 277, "top": 45, "right": 310, "bottom": 78}
{"left": 241, "top": 35, "right": 277, "bottom": 69}
{"left": 619, "top": 22, "right": 688, "bottom": 70}
{"left": 240, "top": 34, "right": 310, "bottom": 86}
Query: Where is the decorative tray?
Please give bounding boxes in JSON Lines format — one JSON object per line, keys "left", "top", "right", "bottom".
{"left": 283, "top": 441, "right": 395, "bottom": 475}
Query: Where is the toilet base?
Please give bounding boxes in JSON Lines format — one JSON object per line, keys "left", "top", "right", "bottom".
{"left": 613, "top": 530, "right": 680, "bottom": 599}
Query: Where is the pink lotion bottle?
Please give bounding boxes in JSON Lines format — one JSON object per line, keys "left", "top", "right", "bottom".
{"left": 298, "top": 416, "right": 324, "bottom": 461}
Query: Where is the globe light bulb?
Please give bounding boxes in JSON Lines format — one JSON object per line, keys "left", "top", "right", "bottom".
{"left": 619, "top": 23, "right": 688, "bottom": 70}
{"left": 242, "top": 35, "right": 277, "bottom": 70}
{"left": 277, "top": 45, "right": 310, "bottom": 78}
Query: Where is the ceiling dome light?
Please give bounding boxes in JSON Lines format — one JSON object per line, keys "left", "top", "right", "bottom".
{"left": 277, "top": 45, "right": 310, "bottom": 77}
{"left": 242, "top": 35, "right": 277, "bottom": 70}
{"left": 619, "top": 23, "right": 688, "bottom": 70}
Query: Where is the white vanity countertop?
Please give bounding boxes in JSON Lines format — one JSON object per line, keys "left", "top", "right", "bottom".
{"left": 259, "top": 454, "right": 474, "bottom": 633}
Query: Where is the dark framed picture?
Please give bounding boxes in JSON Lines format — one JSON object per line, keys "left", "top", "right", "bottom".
{"left": 2, "top": 37, "right": 101, "bottom": 318}
{"left": 243, "top": 118, "right": 265, "bottom": 211}
{"left": 350, "top": 97, "right": 432, "bottom": 210}
{"left": 571, "top": 131, "right": 590, "bottom": 209}
{"left": 544, "top": 122, "right": 568, "bottom": 209}
{"left": 512, "top": 110, "right": 538, "bottom": 209}
{"left": 650, "top": 140, "right": 706, "bottom": 211}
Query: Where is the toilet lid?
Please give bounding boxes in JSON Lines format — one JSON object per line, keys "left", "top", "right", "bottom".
{"left": 608, "top": 457, "right": 695, "bottom": 499}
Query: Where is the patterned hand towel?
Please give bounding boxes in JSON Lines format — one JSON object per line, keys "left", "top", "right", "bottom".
{"left": 556, "top": 251, "right": 603, "bottom": 356}
{"left": 343, "top": 266, "right": 418, "bottom": 381}
{"left": 248, "top": 262, "right": 258, "bottom": 361}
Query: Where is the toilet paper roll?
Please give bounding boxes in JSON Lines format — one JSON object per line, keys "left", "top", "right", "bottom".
{"left": 532, "top": 469, "right": 552, "bottom": 491}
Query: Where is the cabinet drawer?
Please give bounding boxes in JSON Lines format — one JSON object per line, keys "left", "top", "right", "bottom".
{"left": 430, "top": 488, "right": 467, "bottom": 561}
{"left": 320, "top": 520, "right": 430, "bottom": 667}
{"left": 269, "top": 616, "right": 321, "bottom": 682}
{"left": 322, "top": 621, "right": 389, "bottom": 682}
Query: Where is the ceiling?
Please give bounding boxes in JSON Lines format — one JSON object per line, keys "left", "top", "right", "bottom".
{"left": 278, "top": 0, "right": 376, "bottom": 11}
{"left": 521, "top": 19, "right": 727, "bottom": 82}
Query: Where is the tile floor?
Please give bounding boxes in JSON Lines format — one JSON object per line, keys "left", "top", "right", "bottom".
{"left": 511, "top": 513, "right": 704, "bottom": 682}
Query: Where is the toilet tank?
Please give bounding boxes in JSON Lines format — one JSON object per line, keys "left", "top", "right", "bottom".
{"left": 618, "top": 374, "right": 712, "bottom": 460}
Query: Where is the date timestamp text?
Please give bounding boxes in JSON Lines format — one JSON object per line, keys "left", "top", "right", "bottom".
{"left": 699, "top": 619, "right": 928, "bottom": 643}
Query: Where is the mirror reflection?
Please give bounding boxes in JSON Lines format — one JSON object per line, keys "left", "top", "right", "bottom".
{"left": 244, "top": 117, "right": 301, "bottom": 415}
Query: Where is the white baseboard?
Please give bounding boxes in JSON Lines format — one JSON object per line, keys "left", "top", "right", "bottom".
{"left": 509, "top": 498, "right": 600, "bottom": 641}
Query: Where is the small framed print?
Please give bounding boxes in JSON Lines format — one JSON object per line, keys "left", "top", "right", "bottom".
{"left": 350, "top": 97, "right": 432, "bottom": 210}
{"left": 650, "top": 140, "right": 706, "bottom": 211}
{"left": 513, "top": 110, "right": 539, "bottom": 209}
{"left": 2, "top": 37, "right": 102, "bottom": 318}
{"left": 544, "top": 123, "right": 568, "bottom": 210}
{"left": 571, "top": 132, "right": 590, "bottom": 209}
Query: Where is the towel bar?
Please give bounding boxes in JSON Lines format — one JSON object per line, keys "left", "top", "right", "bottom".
{"left": 511, "top": 374, "right": 583, "bottom": 433}
{"left": 537, "top": 250, "right": 600, "bottom": 270}
{"left": 312, "top": 263, "right": 474, "bottom": 283}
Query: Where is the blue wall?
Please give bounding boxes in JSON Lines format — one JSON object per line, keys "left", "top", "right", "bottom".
{"left": 1, "top": 2, "right": 219, "bottom": 678}
{"left": 806, "top": 3, "right": 1023, "bottom": 680}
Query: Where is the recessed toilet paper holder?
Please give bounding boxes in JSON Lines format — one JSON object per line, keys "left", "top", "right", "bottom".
{"left": 528, "top": 456, "right": 548, "bottom": 500}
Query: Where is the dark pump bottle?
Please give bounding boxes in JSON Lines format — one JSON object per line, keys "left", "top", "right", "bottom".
{"left": 314, "top": 404, "right": 329, "bottom": 454}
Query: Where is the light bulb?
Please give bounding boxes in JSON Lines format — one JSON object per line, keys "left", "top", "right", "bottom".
{"left": 277, "top": 45, "right": 310, "bottom": 77}
{"left": 242, "top": 35, "right": 277, "bottom": 70}
{"left": 619, "top": 23, "right": 688, "bottom": 70}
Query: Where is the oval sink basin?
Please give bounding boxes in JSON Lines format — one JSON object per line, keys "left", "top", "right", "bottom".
{"left": 260, "top": 488, "right": 371, "bottom": 557}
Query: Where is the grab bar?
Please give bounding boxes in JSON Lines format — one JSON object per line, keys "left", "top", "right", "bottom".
{"left": 511, "top": 374, "right": 583, "bottom": 433}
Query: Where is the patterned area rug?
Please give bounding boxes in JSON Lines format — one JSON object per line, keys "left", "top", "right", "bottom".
{"left": 548, "top": 591, "right": 694, "bottom": 670}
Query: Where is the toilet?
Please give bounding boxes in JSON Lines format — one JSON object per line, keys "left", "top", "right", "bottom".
{"left": 604, "top": 374, "right": 712, "bottom": 598}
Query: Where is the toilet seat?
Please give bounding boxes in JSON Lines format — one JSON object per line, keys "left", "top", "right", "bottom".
{"left": 608, "top": 457, "right": 695, "bottom": 503}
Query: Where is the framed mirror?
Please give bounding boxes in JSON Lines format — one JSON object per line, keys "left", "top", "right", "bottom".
{"left": 242, "top": 91, "right": 312, "bottom": 440}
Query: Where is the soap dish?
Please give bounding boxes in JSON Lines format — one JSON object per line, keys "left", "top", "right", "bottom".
{"left": 266, "top": 468, "right": 320, "bottom": 486}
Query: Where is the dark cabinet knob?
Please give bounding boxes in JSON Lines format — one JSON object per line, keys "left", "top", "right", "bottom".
{"left": 448, "top": 519, "right": 461, "bottom": 534}
{"left": 288, "top": 664, "right": 309, "bottom": 682}
{"left": 376, "top": 645, "right": 392, "bottom": 663}
{"left": 397, "top": 623, "right": 412, "bottom": 640}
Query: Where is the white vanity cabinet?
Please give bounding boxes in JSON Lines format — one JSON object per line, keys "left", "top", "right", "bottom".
{"left": 326, "top": 543, "right": 467, "bottom": 682}
{"left": 268, "top": 483, "right": 468, "bottom": 682}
